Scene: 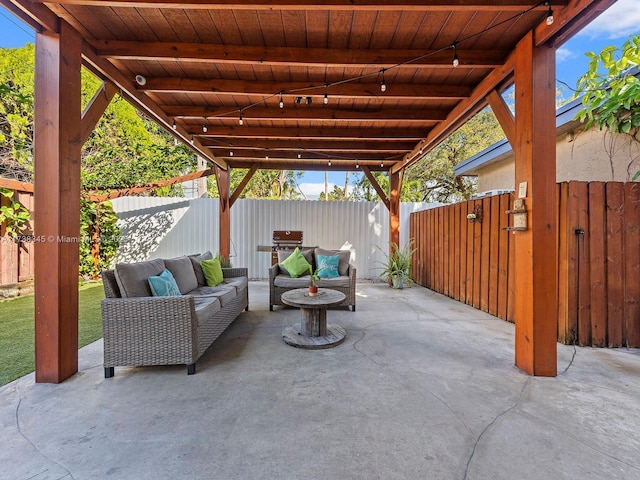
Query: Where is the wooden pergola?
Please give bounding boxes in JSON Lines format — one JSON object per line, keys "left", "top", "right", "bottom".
{"left": 2, "top": 0, "right": 616, "bottom": 382}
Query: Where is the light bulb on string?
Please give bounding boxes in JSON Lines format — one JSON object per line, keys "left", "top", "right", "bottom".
{"left": 381, "top": 161, "right": 384, "bottom": 168}
{"left": 452, "top": 45, "right": 459, "bottom": 68}
{"left": 172, "top": 119, "right": 177, "bottom": 130}
{"left": 545, "top": 2, "right": 554, "bottom": 25}
{"left": 239, "top": 111, "right": 244, "bottom": 126}
{"left": 328, "top": 160, "right": 332, "bottom": 167}
{"left": 190, "top": 135, "right": 194, "bottom": 145}
{"left": 279, "top": 92, "right": 284, "bottom": 109}
{"left": 229, "top": 150, "right": 234, "bottom": 157}
{"left": 380, "top": 69, "right": 387, "bottom": 92}
{"left": 324, "top": 92, "right": 329, "bottom": 105}
{"left": 355, "top": 160, "right": 359, "bottom": 169}
{"left": 202, "top": 117, "right": 207, "bottom": 133}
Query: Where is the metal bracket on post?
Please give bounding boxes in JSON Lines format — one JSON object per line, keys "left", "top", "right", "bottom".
{"left": 503, "top": 198, "right": 528, "bottom": 232}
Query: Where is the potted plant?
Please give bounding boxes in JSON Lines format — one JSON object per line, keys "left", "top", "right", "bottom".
{"left": 378, "top": 241, "right": 416, "bottom": 289}
{"left": 308, "top": 266, "right": 320, "bottom": 296}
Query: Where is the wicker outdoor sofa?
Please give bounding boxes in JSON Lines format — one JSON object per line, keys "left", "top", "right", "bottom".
{"left": 269, "top": 247, "right": 356, "bottom": 311}
{"left": 101, "top": 252, "right": 248, "bottom": 378}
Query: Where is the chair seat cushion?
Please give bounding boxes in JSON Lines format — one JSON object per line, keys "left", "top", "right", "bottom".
{"left": 193, "top": 296, "right": 221, "bottom": 326}
{"left": 224, "top": 276, "right": 249, "bottom": 293}
{"left": 189, "top": 284, "right": 237, "bottom": 307}
{"left": 317, "top": 276, "right": 351, "bottom": 288}
{"left": 273, "top": 275, "right": 311, "bottom": 288}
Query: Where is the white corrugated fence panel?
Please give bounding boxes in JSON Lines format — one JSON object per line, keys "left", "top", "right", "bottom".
{"left": 111, "top": 198, "right": 438, "bottom": 279}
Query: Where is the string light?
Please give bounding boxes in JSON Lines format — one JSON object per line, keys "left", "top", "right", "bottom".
{"left": 230, "top": 150, "right": 234, "bottom": 156}
{"left": 545, "top": 2, "right": 554, "bottom": 25}
{"left": 452, "top": 44, "right": 459, "bottom": 68}
{"left": 202, "top": 117, "right": 208, "bottom": 133}
{"left": 328, "top": 160, "right": 332, "bottom": 167}
{"left": 239, "top": 111, "right": 243, "bottom": 126}
{"left": 381, "top": 161, "right": 384, "bottom": 168}
{"left": 298, "top": 151, "right": 302, "bottom": 159}
{"left": 355, "top": 160, "right": 359, "bottom": 169}
{"left": 324, "top": 92, "right": 329, "bottom": 105}
{"left": 190, "top": 135, "right": 194, "bottom": 144}
{"left": 172, "top": 119, "right": 177, "bottom": 130}
{"left": 279, "top": 92, "right": 284, "bottom": 109}
{"left": 380, "top": 69, "right": 387, "bottom": 92}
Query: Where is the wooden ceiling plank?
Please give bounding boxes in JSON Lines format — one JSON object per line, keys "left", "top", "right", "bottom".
{"left": 221, "top": 150, "right": 404, "bottom": 161}
{"left": 91, "top": 40, "right": 509, "bottom": 68}
{"left": 227, "top": 160, "right": 393, "bottom": 171}
{"left": 199, "top": 126, "right": 427, "bottom": 139}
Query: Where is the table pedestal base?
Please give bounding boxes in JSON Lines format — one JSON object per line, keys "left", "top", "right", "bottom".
{"left": 282, "top": 324, "right": 346, "bottom": 349}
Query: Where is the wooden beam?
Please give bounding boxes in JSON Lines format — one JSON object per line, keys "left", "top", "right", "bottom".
{"left": 389, "top": 168, "right": 404, "bottom": 247}
{"left": 198, "top": 126, "right": 427, "bottom": 140}
{"left": 34, "top": 21, "right": 82, "bottom": 383}
{"left": 86, "top": 169, "right": 214, "bottom": 202}
{"left": 204, "top": 139, "right": 414, "bottom": 152}
{"left": 393, "top": 52, "right": 516, "bottom": 174}
{"left": 362, "top": 166, "right": 390, "bottom": 210}
{"left": 215, "top": 166, "right": 231, "bottom": 258}
{"left": 534, "top": 0, "right": 617, "bottom": 48}
{"left": 92, "top": 40, "right": 507, "bottom": 69}
{"left": 166, "top": 105, "right": 447, "bottom": 122}
{"left": 1, "top": 0, "right": 59, "bottom": 33}
{"left": 80, "top": 42, "right": 227, "bottom": 169}
{"left": 81, "top": 81, "right": 117, "bottom": 144}
{"left": 33, "top": 0, "right": 560, "bottom": 11}
{"left": 219, "top": 150, "right": 403, "bottom": 162}
{"left": 486, "top": 89, "right": 516, "bottom": 146}
{"left": 227, "top": 160, "right": 392, "bottom": 171}
{"left": 513, "top": 31, "right": 557, "bottom": 377}
{"left": 141, "top": 77, "right": 472, "bottom": 100}
{"left": 0, "top": 177, "right": 34, "bottom": 192}
{"left": 229, "top": 164, "right": 258, "bottom": 207}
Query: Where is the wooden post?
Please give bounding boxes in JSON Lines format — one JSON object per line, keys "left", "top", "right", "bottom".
{"left": 34, "top": 21, "right": 82, "bottom": 383}
{"left": 215, "top": 166, "right": 231, "bottom": 258}
{"left": 513, "top": 32, "right": 557, "bottom": 376}
{"left": 389, "top": 169, "right": 403, "bottom": 247}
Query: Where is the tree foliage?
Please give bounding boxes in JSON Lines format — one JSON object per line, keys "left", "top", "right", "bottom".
{"left": 350, "top": 171, "right": 423, "bottom": 202}
{"left": 575, "top": 35, "right": 640, "bottom": 136}
{"left": 405, "top": 108, "right": 504, "bottom": 202}
{"left": 207, "top": 169, "right": 303, "bottom": 200}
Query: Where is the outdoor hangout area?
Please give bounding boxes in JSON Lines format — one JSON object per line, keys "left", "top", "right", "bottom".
{"left": 2, "top": 282, "right": 640, "bottom": 479}
{"left": 1, "top": 0, "right": 640, "bottom": 478}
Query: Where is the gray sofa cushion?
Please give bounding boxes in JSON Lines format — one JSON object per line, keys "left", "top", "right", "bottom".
{"left": 189, "top": 251, "right": 213, "bottom": 286}
{"left": 273, "top": 275, "right": 311, "bottom": 288}
{"left": 278, "top": 248, "right": 314, "bottom": 275}
{"left": 189, "top": 284, "right": 237, "bottom": 307}
{"left": 317, "top": 276, "right": 351, "bottom": 288}
{"left": 114, "top": 258, "right": 165, "bottom": 298}
{"left": 314, "top": 248, "right": 351, "bottom": 276}
{"left": 224, "top": 276, "right": 248, "bottom": 293}
{"left": 193, "top": 296, "right": 221, "bottom": 326}
{"left": 164, "top": 256, "right": 199, "bottom": 294}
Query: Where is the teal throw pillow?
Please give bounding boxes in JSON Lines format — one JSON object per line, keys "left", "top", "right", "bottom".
{"left": 280, "top": 247, "right": 311, "bottom": 278}
{"left": 148, "top": 269, "right": 181, "bottom": 297}
{"left": 201, "top": 257, "right": 224, "bottom": 286}
{"left": 316, "top": 254, "right": 340, "bottom": 278}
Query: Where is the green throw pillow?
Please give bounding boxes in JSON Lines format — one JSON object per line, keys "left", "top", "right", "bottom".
{"left": 280, "top": 247, "right": 311, "bottom": 278}
{"left": 148, "top": 269, "right": 181, "bottom": 297}
{"left": 316, "top": 254, "right": 340, "bottom": 278}
{"left": 201, "top": 257, "right": 224, "bottom": 286}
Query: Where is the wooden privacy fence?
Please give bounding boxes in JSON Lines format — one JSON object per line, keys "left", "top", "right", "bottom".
{"left": 0, "top": 189, "right": 34, "bottom": 285}
{"left": 410, "top": 181, "right": 640, "bottom": 348}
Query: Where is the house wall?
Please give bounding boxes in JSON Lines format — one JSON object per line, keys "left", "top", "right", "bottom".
{"left": 475, "top": 128, "right": 640, "bottom": 192}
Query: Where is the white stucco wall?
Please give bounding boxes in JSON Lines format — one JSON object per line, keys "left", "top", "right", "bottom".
{"left": 475, "top": 128, "right": 640, "bottom": 191}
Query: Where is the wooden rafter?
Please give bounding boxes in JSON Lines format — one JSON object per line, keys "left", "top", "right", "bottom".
{"left": 194, "top": 127, "right": 427, "bottom": 140}
{"left": 362, "top": 166, "right": 390, "bottom": 210}
{"left": 81, "top": 81, "right": 117, "bottom": 144}
{"left": 140, "top": 78, "right": 472, "bottom": 100}
{"left": 486, "top": 89, "right": 516, "bottom": 146}
{"left": 93, "top": 41, "right": 508, "bottom": 69}
{"left": 203, "top": 139, "right": 415, "bottom": 152}
{"left": 229, "top": 163, "right": 258, "bottom": 207}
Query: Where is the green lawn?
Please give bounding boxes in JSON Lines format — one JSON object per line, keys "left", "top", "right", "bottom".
{"left": 0, "top": 283, "right": 104, "bottom": 386}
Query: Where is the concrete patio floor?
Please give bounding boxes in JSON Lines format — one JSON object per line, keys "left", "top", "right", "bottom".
{"left": 2, "top": 282, "right": 640, "bottom": 480}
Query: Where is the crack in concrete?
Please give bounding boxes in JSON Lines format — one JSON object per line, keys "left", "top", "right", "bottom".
{"left": 14, "top": 384, "right": 77, "bottom": 480}
{"left": 559, "top": 345, "right": 578, "bottom": 375}
{"left": 462, "top": 378, "right": 531, "bottom": 480}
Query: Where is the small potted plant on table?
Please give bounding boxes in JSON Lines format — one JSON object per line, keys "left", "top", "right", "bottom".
{"left": 308, "top": 266, "right": 321, "bottom": 296}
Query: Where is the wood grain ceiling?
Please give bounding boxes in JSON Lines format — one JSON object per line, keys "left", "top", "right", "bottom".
{"left": 6, "top": 0, "right": 616, "bottom": 172}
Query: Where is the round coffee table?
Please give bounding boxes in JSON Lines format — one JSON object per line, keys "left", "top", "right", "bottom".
{"left": 281, "top": 288, "right": 346, "bottom": 349}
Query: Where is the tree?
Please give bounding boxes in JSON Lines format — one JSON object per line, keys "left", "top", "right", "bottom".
{"left": 575, "top": 35, "right": 640, "bottom": 179}
{"left": 207, "top": 169, "right": 303, "bottom": 200}
{"left": 405, "top": 108, "right": 503, "bottom": 203}
{"left": 350, "top": 171, "right": 423, "bottom": 202}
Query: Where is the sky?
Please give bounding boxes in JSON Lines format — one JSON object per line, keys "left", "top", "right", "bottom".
{"left": 1, "top": 1, "right": 639, "bottom": 199}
